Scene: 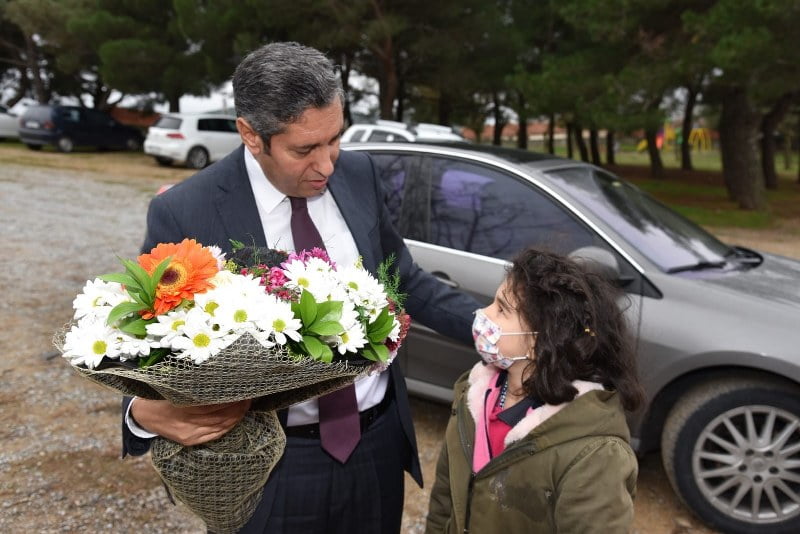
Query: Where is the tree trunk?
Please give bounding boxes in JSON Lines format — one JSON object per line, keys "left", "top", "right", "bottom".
{"left": 760, "top": 92, "right": 795, "bottom": 190}
{"left": 6, "top": 70, "right": 30, "bottom": 108}
{"left": 168, "top": 94, "right": 180, "bottom": 113}
{"left": 395, "top": 76, "right": 405, "bottom": 122}
{"left": 340, "top": 53, "right": 353, "bottom": 127}
{"left": 547, "top": 113, "right": 555, "bottom": 154}
{"left": 373, "top": 41, "right": 397, "bottom": 120}
{"left": 492, "top": 91, "right": 505, "bottom": 146}
{"left": 516, "top": 91, "right": 528, "bottom": 149}
{"left": 566, "top": 122, "right": 574, "bottom": 159}
{"left": 574, "top": 124, "right": 589, "bottom": 162}
{"left": 25, "top": 34, "right": 49, "bottom": 103}
{"left": 606, "top": 129, "right": 616, "bottom": 165}
{"left": 437, "top": 90, "right": 452, "bottom": 126}
{"left": 681, "top": 86, "right": 697, "bottom": 170}
{"left": 645, "top": 127, "right": 664, "bottom": 178}
{"left": 589, "top": 128, "right": 601, "bottom": 165}
{"left": 718, "top": 87, "right": 765, "bottom": 209}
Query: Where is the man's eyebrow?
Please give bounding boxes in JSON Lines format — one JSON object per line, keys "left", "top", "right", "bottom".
{"left": 293, "top": 129, "right": 344, "bottom": 152}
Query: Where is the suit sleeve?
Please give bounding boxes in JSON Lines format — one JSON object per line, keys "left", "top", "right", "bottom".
{"left": 366, "top": 155, "right": 480, "bottom": 345}
{"left": 122, "top": 193, "right": 185, "bottom": 458}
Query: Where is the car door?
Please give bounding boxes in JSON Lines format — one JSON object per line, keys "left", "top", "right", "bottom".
{"left": 402, "top": 153, "right": 644, "bottom": 400}
{"left": 199, "top": 118, "right": 240, "bottom": 161}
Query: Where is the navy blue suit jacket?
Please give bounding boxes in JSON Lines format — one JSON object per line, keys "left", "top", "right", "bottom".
{"left": 122, "top": 146, "right": 478, "bottom": 485}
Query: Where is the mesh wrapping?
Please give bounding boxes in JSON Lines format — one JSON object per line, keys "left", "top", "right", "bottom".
{"left": 55, "top": 329, "right": 371, "bottom": 533}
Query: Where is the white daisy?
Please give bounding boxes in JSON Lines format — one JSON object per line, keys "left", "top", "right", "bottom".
{"left": 169, "top": 308, "right": 230, "bottom": 364}
{"left": 72, "top": 278, "right": 130, "bottom": 320}
{"left": 213, "top": 290, "right": 272, "bottom": 334}
{"left": 333, "top": 321, "right": 368, "bottom": 355}
{"left": 255, "top": 294, "right": 302, "bottom": 345}
{"left": 117, "top": 332, "right": 152, "bottom": 360}
{"left": 145, "top": 308, "right": 190, "bottom": 346}
{"left": 282, "top": 259, "right": 335, "bottom": 302}
{"left": 336, "top": 265, "right": 385, "bottom": 309}
{"left": 62, "top": 315, "right": 123, "bottom": 369}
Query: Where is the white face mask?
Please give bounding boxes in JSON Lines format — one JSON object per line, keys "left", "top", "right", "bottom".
{"left": 472, "top": 308, "right": 535, "bottom": 370}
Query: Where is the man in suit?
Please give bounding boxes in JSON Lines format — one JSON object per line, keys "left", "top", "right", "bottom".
{"left": 122, "top": 42, "right": 479, "bottom": 533}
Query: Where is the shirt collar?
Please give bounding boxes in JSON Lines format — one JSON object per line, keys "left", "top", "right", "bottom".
{"left": 243, "top": 147, "right": 287, "bottom": 215}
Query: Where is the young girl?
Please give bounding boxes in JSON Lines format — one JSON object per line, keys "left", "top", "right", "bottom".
{"left": 426, "top": 248, "right": 645, "bottom": 534}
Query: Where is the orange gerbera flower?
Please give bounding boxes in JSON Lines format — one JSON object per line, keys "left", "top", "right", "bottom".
{"left": 138, "top": 239, "right": 219, "bottom": 317}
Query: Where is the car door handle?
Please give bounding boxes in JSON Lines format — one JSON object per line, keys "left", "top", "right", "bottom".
{"left": 431, "top": 271, "right": 460, "bottom": 289}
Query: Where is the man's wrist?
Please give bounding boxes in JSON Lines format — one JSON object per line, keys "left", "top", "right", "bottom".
{"left": 125, "top": 397, "right": 158, "bottom": 439}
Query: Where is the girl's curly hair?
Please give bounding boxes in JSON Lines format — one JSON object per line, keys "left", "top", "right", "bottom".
{"left": 506, "top": 249, "right": 645, "bottom": 412}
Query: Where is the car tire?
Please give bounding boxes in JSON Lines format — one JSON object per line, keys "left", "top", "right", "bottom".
{"left": 57, "top": 136, "right": 74, "bottom": 153}
{"left": 661, "top": 377, "right": 800, "bottom": 534}
{"left": 25, "top": 144, "right": 42, "bottom": 151}
{"left": 186, "top": 146, "right": 209, "bottom": 169}
{"left": 125, "top": 137, "right": 141, "bottom": 151}
{"left": 155, "top": 156, "right": 173, "bottom": 167}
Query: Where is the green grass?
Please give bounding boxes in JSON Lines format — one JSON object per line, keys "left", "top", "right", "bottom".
{"left": 670, "top": 205, "right": 774, "bottom": 228}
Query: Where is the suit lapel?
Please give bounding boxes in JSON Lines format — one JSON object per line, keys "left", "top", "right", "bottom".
{"left": 327, "top": 165, "right": 378, "bottom": 273}
{"left": 214, "top": 146, "right": 267, "bottom": 252}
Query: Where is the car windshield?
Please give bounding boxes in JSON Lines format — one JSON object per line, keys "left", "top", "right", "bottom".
{"left": 541, "top": 165, "right": 734, "bottom": 272}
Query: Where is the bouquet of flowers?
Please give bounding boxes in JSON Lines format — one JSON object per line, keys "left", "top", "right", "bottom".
{"left": 56, "top": 239, "right": 409, "bottom": 533}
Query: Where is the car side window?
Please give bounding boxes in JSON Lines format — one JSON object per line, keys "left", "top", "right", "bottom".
{"left": 198, "top": 119, "right": 212, "bottom": 131}
{"left": 427, "top": 157, "right": 596, "bottom": 260}
{"left": 58, "top": 108, "right": 81, "bottom": 123}
{"left": 348, "top": 129, "right": 366, "bottom": 142}
{"left": 371, "top": 153, "right": 410, "bottom": 227}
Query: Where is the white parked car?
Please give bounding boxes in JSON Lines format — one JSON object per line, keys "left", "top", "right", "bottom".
{"left": 144, "top": 113, "right": 240, "bottom": 169}
{"left": 342, "top": 120, "right": 467, "bottom": 143}
{"left": 0, "top": 105, "right": 20, "bottom": 139}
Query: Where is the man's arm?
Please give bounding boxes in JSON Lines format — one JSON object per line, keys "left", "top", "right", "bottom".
{"left": 366, "top": 154, "right": 480, "bottom": 344}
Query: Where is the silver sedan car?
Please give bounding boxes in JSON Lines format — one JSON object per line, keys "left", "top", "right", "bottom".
{"left": 344, "top": 141, "right": 800, "bottom": 534}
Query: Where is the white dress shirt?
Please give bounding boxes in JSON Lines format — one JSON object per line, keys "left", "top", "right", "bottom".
{"left": 126, "top": 148, "right": 389, "bottom": 436}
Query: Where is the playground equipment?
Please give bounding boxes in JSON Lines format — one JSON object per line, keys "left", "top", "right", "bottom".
{"left": 636, "top": 124, "right": 712, "bottom": 152}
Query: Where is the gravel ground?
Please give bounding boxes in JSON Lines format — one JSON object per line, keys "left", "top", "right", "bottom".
{"left": 1, "top": 153, "right": 797, "bottom": 533}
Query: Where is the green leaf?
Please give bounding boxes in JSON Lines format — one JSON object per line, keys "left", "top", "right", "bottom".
{"left": 230, "top": 239, "right": 245, "bottom": 251}
{"left": 302, "top": 335, "right": 325, "bottom": 359}
{"left": 118, "top": 317, "right": 150, "bottom": 337}
{"left": 107, "top": 302, "right": 145, "bottom": 326}
{"left": 120, "top": 258, "right": 151, "bottom": 293}
{"left": 365, "top": 342, "right": 390, "bottom": 362}
{"left": 315, "top": 300, "right": 343, "bottom": 324}
{"left": 367, "top": 308, "right": 395, "bottom": 342}
{"left": 307, "top": 321, "right": 344, "bottom": 336}
{"left": 298, "top": 290, "right": 317, "bottom": 326}
{"left": 318, "top": 344, "right": 334, "bottom": 363}
{"left": 137, "top": 348, "right": 169, "bottom": 368}
{"left": 148, "top": 257, "right": 172, "bottom": 297}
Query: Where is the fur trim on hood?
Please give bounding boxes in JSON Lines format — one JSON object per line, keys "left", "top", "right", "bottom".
{"left": 466, "top": 363, "right": 604, "bottom": 446}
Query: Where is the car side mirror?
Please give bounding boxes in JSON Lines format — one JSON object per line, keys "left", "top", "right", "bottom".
{"left": 568, "top": 246, "right": 622, "bottom": 282}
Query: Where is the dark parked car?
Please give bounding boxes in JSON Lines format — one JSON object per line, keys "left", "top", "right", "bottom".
{"left": 18, "top": 105, "right": 143, "bottom": 153}
{"left": 342, "top": 141, "right": 800, "bottom": 534}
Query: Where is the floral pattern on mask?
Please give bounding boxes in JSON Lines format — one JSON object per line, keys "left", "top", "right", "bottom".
{"left": 472, "top": 308, "right": 533, "bottom": 369}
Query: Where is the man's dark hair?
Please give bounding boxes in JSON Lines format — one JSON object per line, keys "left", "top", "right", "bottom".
{"left": 507, "top": 248, "right": 645, "bottom": 411}
{"left": 232, "top": 42, "right": 344, "bottom": 145}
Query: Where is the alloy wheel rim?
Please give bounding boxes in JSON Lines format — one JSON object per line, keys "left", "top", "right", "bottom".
{"left": 189, "top": 149, "right": 207, "bottom": 168}
{"left": 692, "top": 404, "right": 800, "bottom": 524}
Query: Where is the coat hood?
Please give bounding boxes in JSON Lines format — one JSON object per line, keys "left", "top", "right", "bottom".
{"left": 465, "top": 363, "right": 630, "bottom": 451}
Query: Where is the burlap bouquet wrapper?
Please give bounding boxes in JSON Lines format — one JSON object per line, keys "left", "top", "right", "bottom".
{"left": 56, "top": 330, "right": 371, "bottom": 533}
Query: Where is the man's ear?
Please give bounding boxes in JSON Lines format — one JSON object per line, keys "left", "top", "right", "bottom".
{"left": 236, "top": 117, "right": 268, "bottom": 155}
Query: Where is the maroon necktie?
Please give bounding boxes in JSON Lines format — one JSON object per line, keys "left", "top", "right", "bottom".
{"left": 289, "top": 196, "right": 360, "bottom": 463}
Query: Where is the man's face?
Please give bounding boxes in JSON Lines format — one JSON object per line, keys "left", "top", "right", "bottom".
{"left": 249, "top": 100, "right": 344, "bottom": 198}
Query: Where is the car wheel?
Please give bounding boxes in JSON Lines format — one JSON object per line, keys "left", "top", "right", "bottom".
{"left": 186, "top": 147, "right": 209, "bottom": 169}
{"left": 57, "top": 136, "right": 74, "bottom": 153}
{"left": 125, "top": 137, "right": 141, "bottom": 151}
{"left": 662, "top": 377, "right": 800, "bottom": 534}
{"left": 155, "top": 156, "right": 173, "bottom": 167}
{"left": 25, "top": 144, "right": 42, "bottom": 151}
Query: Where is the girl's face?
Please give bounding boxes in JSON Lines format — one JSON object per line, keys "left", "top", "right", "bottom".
{"left": 482, "top": 280, "right": 535, "bottom": 364}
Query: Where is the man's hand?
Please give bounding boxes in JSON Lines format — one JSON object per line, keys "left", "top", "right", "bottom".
{"left": 130, "top": 398, "right": 252, "bottom": 446}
